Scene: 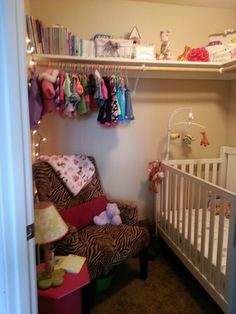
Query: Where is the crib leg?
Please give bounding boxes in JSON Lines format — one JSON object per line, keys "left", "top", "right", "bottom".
{"left": 139, "top": 248, "right": 148, "bottom": 280}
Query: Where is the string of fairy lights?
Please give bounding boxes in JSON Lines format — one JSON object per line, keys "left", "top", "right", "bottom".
{"left": 26, "top": 37, "right": 46, "bottom": 159}
{"left": 32, "top": 122, "right": 47, "bottom": 158}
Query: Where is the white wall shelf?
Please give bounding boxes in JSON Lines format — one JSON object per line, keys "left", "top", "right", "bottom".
{"left": 33, "top": 54, "right": 236, "bottom": 80}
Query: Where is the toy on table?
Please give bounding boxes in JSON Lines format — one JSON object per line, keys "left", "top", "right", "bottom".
{"left": 148, "top": 161, "right": 165, "bottom": 193}
{"left": 158, "top": 30, "right": 173, "bottom": 60}
{"left": 93, "top": 203, "right": 122, "bottom": 226}
{"left": 200, "top": 131, "right": 210, "bottom": 146}
{"left": 182, "top": 134, "right": 195, "bottom": 145}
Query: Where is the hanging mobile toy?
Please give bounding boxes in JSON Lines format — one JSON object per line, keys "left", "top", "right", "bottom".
{"left": 183, "top": 134, "right": 195, "bottom": 145}
{"left": 200, "top": 131, "right": 210, "bottom": 146}
{"left": 170, "top": 132, "right": 180, "bottom": 140}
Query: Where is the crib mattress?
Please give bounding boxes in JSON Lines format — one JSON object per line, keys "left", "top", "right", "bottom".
{"left": 161, "top": 208, "right": 229, "bottom": 274}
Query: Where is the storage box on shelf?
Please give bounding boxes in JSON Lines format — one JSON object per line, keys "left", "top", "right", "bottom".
{"left": 95, "top": 38, "right": 133, "bottom": 58}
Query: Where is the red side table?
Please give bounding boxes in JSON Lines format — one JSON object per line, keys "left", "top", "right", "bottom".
{"left": 37, "top": 262, "right": 90, "bottom": 314}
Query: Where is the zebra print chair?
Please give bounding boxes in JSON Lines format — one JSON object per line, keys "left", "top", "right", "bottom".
{"left": 33, "top": 157, "right": 149, "bottom": 281}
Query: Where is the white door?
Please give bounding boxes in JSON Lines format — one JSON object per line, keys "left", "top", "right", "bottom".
{"left": 0, "top": 0, "right": 37, "bottom": 314}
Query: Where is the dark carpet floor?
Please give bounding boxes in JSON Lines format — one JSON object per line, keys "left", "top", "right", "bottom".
{"left": 90, "top": 243, "right": 224, "bottom": 314}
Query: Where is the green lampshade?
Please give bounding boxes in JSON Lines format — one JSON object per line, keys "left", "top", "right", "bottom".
{"left": 34, "top": 202, "right": 68, "bottom": 245}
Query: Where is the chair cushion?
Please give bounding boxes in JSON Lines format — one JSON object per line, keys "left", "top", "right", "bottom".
{"left": 59, "top": 196, "right": 107, "bottom": 229}
{"left": 75, "top": 224, "right": 150, "bottom": 279}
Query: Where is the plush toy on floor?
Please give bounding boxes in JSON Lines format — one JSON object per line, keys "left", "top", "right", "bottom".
{"left": 93, "top": 203, "right": 122, "bottom": 226}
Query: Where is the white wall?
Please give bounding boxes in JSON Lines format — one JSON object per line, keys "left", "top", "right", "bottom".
{"left": 30, "top": 0, "right": 235, "bottom": 219}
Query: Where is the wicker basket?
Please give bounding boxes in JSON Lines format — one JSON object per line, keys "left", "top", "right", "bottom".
{"left": 95, "top": 38, "right": 133, "bottom": 58}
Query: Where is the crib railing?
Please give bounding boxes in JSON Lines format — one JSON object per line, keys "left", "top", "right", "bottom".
{"left": 169, "top": 158, "right": 222, "bottom": 185}
{"left": 156, "top": 163, "right": 236, "bottom": 313}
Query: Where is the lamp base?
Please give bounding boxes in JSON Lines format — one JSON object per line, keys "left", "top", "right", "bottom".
{"left": 37, "top": 268, "right": 65, "bottom": 290}
{"left": 44, "top": 243, "right": 54, "bottom": 274}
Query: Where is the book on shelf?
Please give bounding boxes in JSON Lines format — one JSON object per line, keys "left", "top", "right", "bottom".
{"left": 54, "top": 255, "right": 86, "bottom": 274}
{"left": 26, "top": 15, "right": 95, "bottom": 57}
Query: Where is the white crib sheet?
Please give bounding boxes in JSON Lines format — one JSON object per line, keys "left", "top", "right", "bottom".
{"left": 163, "top": 208, "right": 229, "bottom": 274}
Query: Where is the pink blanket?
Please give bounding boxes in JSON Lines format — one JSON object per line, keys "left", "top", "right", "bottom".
{"left": 39, "top": 154, "right": 95, "bottom": 196}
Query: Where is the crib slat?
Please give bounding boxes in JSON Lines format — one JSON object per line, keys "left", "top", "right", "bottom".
{"left": 193, "top": 184, "right": 201, "bottom": 267}
{"left": 172, "top": 173, "right": 177, "bottom": 241}
{"left": 160, "top": 178, "right": 164, "bottom": 227}
{"left": 197, "top": 163, "right": 202, "bottom": 179}
{"left": 212, "top": 163, "right": 218, "bottom": 185}
{"left": 189, "top": 163, "right": 194, "bottom": 176}
{"left": 176, "top": 175, "right": 181, "bottom": 246}
{"left": 200, "top": 189, "right": 208, "bottom": 275}
{"left": 207, "top": 193, "right": 216, "bottom": 283}
{"left": 204, "top": 163, "right": 210, "bottom": 181}
{"left": 158, "top": 179, "right": 163, "bottom": 225}
{"left": 167, "top": 171, "right": 172, "bottom": 236}
{"left": 160, "top": 170, "right": 166, "bottom": 230}
{"left": 162, "top": 170, "right": 168, "bottom": 231}
{"left": 215, "top": 198, "right": 225, "bottom": 292}
{"left": 187, "top": 180, "right": 192, "bottom": 259}
{"left": 182, "top": 178, "right": 187, "bottom": 253}
{"left": 224, "top": 200, "right": 233, "bottom": 300}
{"left": 181, "top": 164, "right": 186, "bottom": 172}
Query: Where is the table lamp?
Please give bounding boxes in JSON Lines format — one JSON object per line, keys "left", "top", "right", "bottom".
{"left": 34, "top": 202, "right": 68, "bottom": 278}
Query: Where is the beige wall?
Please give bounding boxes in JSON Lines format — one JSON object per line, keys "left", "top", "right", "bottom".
{"left": 24, "top": 0, "right": 31, "bottom": 15}
{"left": 38, "top": 79, "right": 230, "bottom": 220}
{"left": 30, "top": 0, "right": 236, "bottom": 57}
{"left": 30, "top": 0, "right": 234, "bottom": 219}
{"left": 227, "top": 80, "right": 236, "bottom": 146}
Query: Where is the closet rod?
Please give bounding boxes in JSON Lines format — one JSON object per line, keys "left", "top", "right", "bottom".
{"left": 34, "top": 60, "right": 220, "bottom": 73}
{"left": 220, "top": 63, "right": 236, "bottom": 73}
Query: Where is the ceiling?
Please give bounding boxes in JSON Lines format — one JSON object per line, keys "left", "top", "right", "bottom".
{"left": 131, "top": 0, "right": 236, "bottom": 9}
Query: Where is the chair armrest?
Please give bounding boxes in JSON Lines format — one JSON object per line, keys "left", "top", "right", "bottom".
{"left": 54, "top": 223, "right": 80, "bottom": 256}
{"left": 108, "top": 199, "right": 138, "bottom": 226}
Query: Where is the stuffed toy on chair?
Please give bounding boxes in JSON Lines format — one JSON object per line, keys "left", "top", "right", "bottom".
{"left": 93, "top": 203, "right": 122, "bottom": 226}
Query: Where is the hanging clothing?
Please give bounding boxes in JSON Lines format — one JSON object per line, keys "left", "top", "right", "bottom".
{"left": 28, "top": 75, "right": 43, "bottom": 130}
{"left": 29, "top": 66, "right": 134, "bottom": 127}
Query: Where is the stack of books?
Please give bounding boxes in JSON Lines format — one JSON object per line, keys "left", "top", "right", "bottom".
{"left": 25, "top": 15, "right": 95, "bottom": 57}
{"left": 54, "top": 255, "right": 86, "bottom": 273}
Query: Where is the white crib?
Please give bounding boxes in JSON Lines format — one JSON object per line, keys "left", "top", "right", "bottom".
{"left": 155, "top": 146, "right": 236, "bottom": 314}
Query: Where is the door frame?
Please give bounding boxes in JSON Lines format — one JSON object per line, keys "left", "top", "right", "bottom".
{"left": 0, "top": 0, "right": 37, "bottom": 313}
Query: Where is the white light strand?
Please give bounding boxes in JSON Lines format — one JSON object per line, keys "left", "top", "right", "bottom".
{"left": 32, "top": 129, "right": 47, "bottom": 158}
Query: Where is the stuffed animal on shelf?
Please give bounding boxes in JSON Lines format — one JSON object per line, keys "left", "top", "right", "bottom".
{"left": 182, "top": 134, "right": 195, "bottom": 145}
{"left": 187, "top": 47, "right": 209, "bottom": 62}
{"left": 93, "top": 203, "right": 122, "bottom": 226}
{"left": 200, "top": 131, "right": 210, "bottom": 146}
{"left": 148, "top": 161, "right": 165, "bottom": 193}
{"left": 177, "top": 46, "right": 191, "bottom": 61}
{"left": 158, "top": 30, "right": 173, "bottom": 60}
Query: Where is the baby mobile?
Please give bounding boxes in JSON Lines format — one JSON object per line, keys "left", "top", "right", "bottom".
{"left": 147, "top": 107, "right": 209, "bottom": 193}
{"left": 166, "top": 107, "right": 210, "bottom": 161}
